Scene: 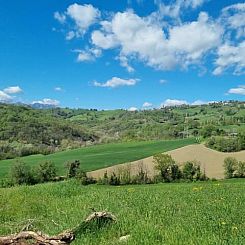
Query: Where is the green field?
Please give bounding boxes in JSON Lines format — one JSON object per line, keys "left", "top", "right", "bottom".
{"left": 0, "top": 179, "right": 244, "bottom": 244}
{"left": 0, "top": 138, "right": 195, "bottom": 180}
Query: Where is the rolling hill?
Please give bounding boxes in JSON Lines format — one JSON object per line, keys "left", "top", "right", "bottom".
{"left": 0, "top": 138, "right": 195, "bottom": 180}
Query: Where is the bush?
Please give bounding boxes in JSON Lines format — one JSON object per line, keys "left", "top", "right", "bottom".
{"left": 97, "top": 171, "right": 109, "bottom": 185}
{"left": 153, "top": 154, "right": 181, "bottom": 182}
{"left": 0, "top": 178, "right": 14, "bottom": 188}
{"left": 66, "top": 160, "right": 80, "bottom": 178}
{"left": 10, "top": 161, "right": 36, "bottom": 185}
{"left": 76, "top": 169, "right": 96, "bottom": 185}
{"left": 109, "top": 172, "right": 120, "bottom": 186}
{"left": 131, "top": 162, "right": 152, "bottom": 184}
{"left": 224, "top": 157, "right": 237, "bottom": 179}
{"left": 182, "top": 161, "right": 202, "bottom": 181}
{"left": 36, "top": 161, "right": 57, "bottom": 183}
{"left": 235, "top": 161, "right": 245, "bottom": 178}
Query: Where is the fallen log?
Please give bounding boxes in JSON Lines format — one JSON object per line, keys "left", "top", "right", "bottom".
{"left": 0, "top": 211, "right": 116, "bottom": 245}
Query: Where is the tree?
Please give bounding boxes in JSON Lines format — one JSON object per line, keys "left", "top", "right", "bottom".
{"left": 224, "top": 157, "right": 237, "bottom": 179}
{"left": 66, "top": 160, "right": 80, "bottom": 178}
{"left": 182, "top": 161, "right": 201, "bottom": 181}
{"left": 37, "top": 161, "right": 57, "bottom": 183}
{"left": 10, "top": 161, "right": 35, "bottom": 185}
{"left": 153, "top": 154, "right": 180, "bottom": 182}
{"left": 236, "top": 161, "right": 245, "bottom": 178}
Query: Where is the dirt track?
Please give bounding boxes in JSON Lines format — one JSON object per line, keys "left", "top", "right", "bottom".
{"left": 88, "top": 144, "right": 245, "bottom": 179}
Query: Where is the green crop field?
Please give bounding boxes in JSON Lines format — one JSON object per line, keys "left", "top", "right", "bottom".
{"left": 0, "top": 179, "right": 244, "bottom": 244}
{"left": 0, "top": 138, "right": 195, "bottom": 180}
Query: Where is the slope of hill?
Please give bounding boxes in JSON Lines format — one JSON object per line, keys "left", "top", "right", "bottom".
{"left": 89, "top": 144, "right": 245, "bottom": 180}
{"left": 0, "top": 103, "right": 97, "bottom": 160}
{"left": 0, "top": 138, "right": 195, "bottom": 180}
{"left": 0, "top": 101, "right": 244, "bottom": 161}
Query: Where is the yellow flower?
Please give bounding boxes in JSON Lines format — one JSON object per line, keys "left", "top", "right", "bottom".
{"left": 221, "top": 221, "right": 226, "bottom": 225}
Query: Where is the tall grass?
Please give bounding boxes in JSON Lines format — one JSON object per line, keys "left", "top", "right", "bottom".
{"left": 0, "top": 179, "right": 244, "bottom": 244}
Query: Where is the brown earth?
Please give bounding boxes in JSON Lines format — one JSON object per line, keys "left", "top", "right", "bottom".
{"left": 88, "top": 144, "right": 245, "bottom": 180}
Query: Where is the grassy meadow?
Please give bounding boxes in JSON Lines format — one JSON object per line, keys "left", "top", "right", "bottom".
{"left": 0, "top": 179, "right": 244, "bottom": 244}
{"left": 0, "top": 138, "right": 195, "bottom": 180}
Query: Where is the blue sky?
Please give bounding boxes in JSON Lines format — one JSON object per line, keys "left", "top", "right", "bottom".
{"left": 0, "top": 0, "right": 244, "bottom": 110}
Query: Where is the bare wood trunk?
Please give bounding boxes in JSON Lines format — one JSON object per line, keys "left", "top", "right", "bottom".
{"left": 0, "top": 211, "right": 116, "bottom": 245}
{"left": 0, "top": 230, "right": 74, "bottom": 245}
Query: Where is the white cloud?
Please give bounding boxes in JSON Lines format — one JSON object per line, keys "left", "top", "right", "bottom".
{"left": 159, "top": 79, "right": 167, "bottom": 84}
{"left": 142, "top": 102, "right": 153, "bottom": 107}
{"left": 91, "top": 30, "right": 118, "bottom": 49}
{"left": 228, "top": 85, "right": 245, "bottom": 95}
{"left": 0, "top": 91, "right": 12, "bottom": 101}
{"left": 54, "top": 11, "right": 66, "bottom": 24}
{"left": 117, "top": 55, "right": 135, "bottom": 73}
{"left": 32, "top": 98, "right": 60, "bottom": 106}
{"left": 154, "top": 0, "right": 206, "bottom": 19}
{"left": 168, "top": 12, "right": 223, "bottom": 62}
{"left": 191, "top": 100, "right": 210, "bottom": 105}
{"left": 213, "top": 41, "right": 245, "bottom": 75}
{"left": 77, "top": 51, "right": 94, "bottom": 62}
{"left": 161, "top": 99, "right": 188, "bottom": 107}
{"left": 91, "top": 11, "right": 222, "bottom": 71}
{"left": 221, "top": 3, "right": 245, "bottom": 39}
{"left": 66, "top": 31, "right": 76, "bottom": 40}
{"left": 128, "top": 107, "right": 138, "bottom": 111}
{"left": 54, "top": 87, "right": 63, "bottom": 92}
{"left": 3, "top": 86, "right": 23, "bottom": 94}
{"left": 75, "top": 48, "right": 102, "bottom": 62}
{"left": 66, "top": 4, "right": 100, "bottom": 35}
{"left": 94, "top": 77, "right": 139, "bottom": 88}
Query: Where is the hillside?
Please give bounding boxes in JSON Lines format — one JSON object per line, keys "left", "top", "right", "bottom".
{"left": 0, "top": 138, "right": 194, "bottom": 181}
{"left": 89, "top": 144, "right": 245, "bottom": 180}
{"left": 0, "top": 101, "right": 244, "bottom": 161}
{"left": 0, "top": 103, "right": 97, "bottom": 160}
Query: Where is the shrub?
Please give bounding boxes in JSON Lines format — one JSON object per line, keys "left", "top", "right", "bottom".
{"left": 118, "top": 166, "right": 132, "bottom": 185}
{"left": 76, "top": 169, "right": 96, "bottom": 185}
{"left": 97, "top": 171, "right": 109, "bottom": 185}
{"left": 235, "top": 161, "right": 245, "bottom": 178}
{"left": 36, "top": 161, "right": 57, "bottom": 183}
{"left": 66, "top": 160, "right": 80, "bottom": 178}
{"left": 10, "top": 161, "right": 35, "bottom": 185}
{"left": 109, "top": 172, "right": 120, "bottom": 186}
{"left": 132, "top": 162, "right": 152, "bottom": 184}
{"left": 153, "top": 154, "right": 181, "bottom": 182}
{"left": 182, "top": 161, "right": 202, "bottom": 181}
{"left": 224, "top": 157, "right": 237, "bottom": 179}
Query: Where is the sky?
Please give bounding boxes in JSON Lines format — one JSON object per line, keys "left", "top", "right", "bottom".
{"left": 0, "top": 0, "right": 244, "bottom": 110}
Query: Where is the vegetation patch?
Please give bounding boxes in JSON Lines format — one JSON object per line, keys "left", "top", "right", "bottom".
{"left": 0, "top": 180, "right": 244, "bottom": 244}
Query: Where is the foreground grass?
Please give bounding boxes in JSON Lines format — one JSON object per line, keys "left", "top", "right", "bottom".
{"left": 0, "top": 179, "right": 244, "bottom": 244}
{"left": 0, "top": 138, "right": 195, "bottom": 180}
